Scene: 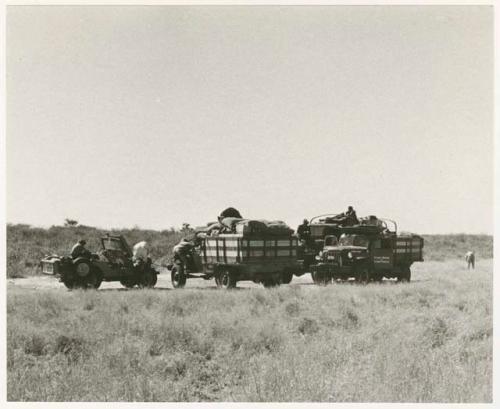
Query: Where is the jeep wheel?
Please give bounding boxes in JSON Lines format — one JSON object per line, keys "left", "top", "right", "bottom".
{"left": 73, "top": 270, "right": 100, "bottom": 290}
{"left": 280, "top": 271, "right": 293, "bottom": 285}
{"left": 398, "top": 266, "right": 411, "bottom": 283}
{"left": 139, "top": 269, "right": 157, "bottom": 289}
{"left": 171, "top": 265, "right": 187, "bottom": 289}
{"left": 75, "top": 260, "right": 91, "bottom": 278}
{"left": 86, "top": 271, "right": 102, "bottom": 289}
{"left": 220, "top": 270, "right": 237, "bottom": 289}
{"left": 62, "top": 277, "right": 76, "bottom": 290}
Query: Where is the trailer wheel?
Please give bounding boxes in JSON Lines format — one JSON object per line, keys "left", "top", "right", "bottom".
{"left": 120, "top": 279, "right": 136, "bottom": 289}
{"left": 139, "top": 269, "right": 157, "bottom": 288}
{"left": 398, "top": 266, "right": 411, "bottom": 283}
{"left": 220, "top": 270, "right": 236, "bottom": 289}
{"left": 171, "top": 265, "right": 187, "bottom": 289}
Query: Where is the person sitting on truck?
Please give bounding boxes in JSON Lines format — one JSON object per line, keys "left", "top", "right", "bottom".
{"left": 297, "top": 219, "right": 311, "bottom": 242}
{"left": 71, "top": 239, "right": 91, "bottom": 259}
{"left": 173, "top": 238, "right": 196, "bottom": 271}
{"left": 344, "top": 206, "right": 359, "bottom": 226}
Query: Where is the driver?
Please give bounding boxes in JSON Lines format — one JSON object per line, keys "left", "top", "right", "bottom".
{"left": 173, "top": 238, "right": 196, "bottom": 271}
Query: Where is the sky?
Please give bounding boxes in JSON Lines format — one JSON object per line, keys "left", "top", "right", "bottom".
{"left": 6, "top": 5, "right": 493, "bottom": 234}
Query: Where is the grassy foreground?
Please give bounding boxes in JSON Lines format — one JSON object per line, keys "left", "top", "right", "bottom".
{"left": 7, "top": 259, "right": 492, "bottom": 402}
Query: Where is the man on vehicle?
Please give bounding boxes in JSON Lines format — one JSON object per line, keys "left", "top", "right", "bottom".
{"left": 71, "top": 239, "right": 91, "bottom": 259}
{"left": 297, "top": 219, "right": 311, "bottom": 242}
{"left": 344, "top": 206, "right": 359, "bottom": 226}
{"left": 173, "top": 238, "right": 196, "bottom": 271}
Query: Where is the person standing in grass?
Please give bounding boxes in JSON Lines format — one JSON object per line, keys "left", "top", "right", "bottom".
{"left": 465, "top": 251, "right": 475, "bottom": 269}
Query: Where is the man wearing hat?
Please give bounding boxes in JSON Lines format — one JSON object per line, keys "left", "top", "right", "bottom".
{"left": 71, "top": 239, "right": 91, "bottom": 259}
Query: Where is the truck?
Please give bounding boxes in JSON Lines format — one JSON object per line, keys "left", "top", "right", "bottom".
{"left": 298, "top": 214, "right": 424, "bottom": 284}
{"left": 311, "top": 222, "right": 424, "bottom": 284}
{"left": 167, "top": 226, "right": 299, "bottom": 289}
{"left": 40, "top": 235, "right": 159, "bottom": 289}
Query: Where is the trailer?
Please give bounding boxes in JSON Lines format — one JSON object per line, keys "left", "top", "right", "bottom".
{"left": 167, "top": 233, "right": 299, "bottom": 288}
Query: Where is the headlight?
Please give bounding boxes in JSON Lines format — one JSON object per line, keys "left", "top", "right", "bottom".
{"left": 348, "top": 252, "right": 353, "bottom": 259}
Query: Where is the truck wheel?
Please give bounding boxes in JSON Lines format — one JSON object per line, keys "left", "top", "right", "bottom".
{"left": 171, "top": 265, "right": 187, "bottom": 289}
{"left": 214, "top": 271, "right": 223, "bottom": 288}
{"left": 120, "top": 279, "right": 136, "bottom": 289}
{"left": 280, "top": 271, "right": 293, "bottom": 284}
{"left": 139, "top": 269, "right": 157, "bottom": 288}
{"left": 311, "top": 270, "right": 330, "bottom": 285}
{"left": 355, "top": 266, "right": 370, "bottom": 284}
{"left": 398, "top": 266, "right": 411, "bottom": 283}
{"left": 262, "top": 278, "right": 280, "bottom": 288}
{"left": 220, "top": 270, "right": 236, "bottom": 289}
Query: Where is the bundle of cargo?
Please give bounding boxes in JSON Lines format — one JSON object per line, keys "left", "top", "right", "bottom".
{"left": 259, "top": 220, "right": 294, "bottom": 236}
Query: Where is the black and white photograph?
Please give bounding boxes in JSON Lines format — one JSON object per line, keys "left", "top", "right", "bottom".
{"left": 3, "top": 1, "right": 495, "bottom": 403}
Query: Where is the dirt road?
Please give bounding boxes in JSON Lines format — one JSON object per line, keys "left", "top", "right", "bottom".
{"left": 6, "top": 261, "right": 446, "bottom": 292}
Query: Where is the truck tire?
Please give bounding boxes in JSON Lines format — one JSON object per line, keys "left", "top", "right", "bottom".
{"left": 280, "top": 271, "right": 293, "bottom": 284}
{"left": 120, "top": 279, "right": 136, "bottom": 289}
{"left": 262, "top": 278, "right": 280, "bottom": 288}
{"left": 311, "top": 270, "right": 330, "bottom": 285}
{"left": 355, "top": 265, "right": 370, "bottom": 284}
{"left": 171, "top": 265, "right": 187, "bottom": 289}
{"left": 398, "top": 266, "right": 411, "bottom": 283}
{"left": 220, "top": 270, "right": 237, "bottom": 289}
{"left": 139, "top": 269, "right": 157, "bottom": 288}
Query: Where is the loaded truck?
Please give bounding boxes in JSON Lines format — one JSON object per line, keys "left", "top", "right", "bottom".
{"left": 167, "top": 219, "right": 299, "bottom": 288}
{"left": 298, "top": 213, "right": 424, "bottom": 284}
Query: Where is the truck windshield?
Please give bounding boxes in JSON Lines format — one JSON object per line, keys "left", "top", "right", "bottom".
{"left": 339, "top": 235, "right": 369, "bottom": 247}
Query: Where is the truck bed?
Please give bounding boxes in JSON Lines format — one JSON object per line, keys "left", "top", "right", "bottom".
{"left": 202, "top": 234, "right": 298, "bottom": 264}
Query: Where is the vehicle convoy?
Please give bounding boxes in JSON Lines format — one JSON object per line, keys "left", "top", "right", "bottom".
{"left": 40, "top": 235, "right": 159, "bottom": 289}
{"left": 298, "top": 213, "right": 424, "bottom": 284}
{"left": 167, "top": 218, "right": 299, "bottom": 289}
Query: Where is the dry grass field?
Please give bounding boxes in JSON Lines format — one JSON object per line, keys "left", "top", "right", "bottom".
{"left": 7, "top": 256, "right": 492, "bottom": 402}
